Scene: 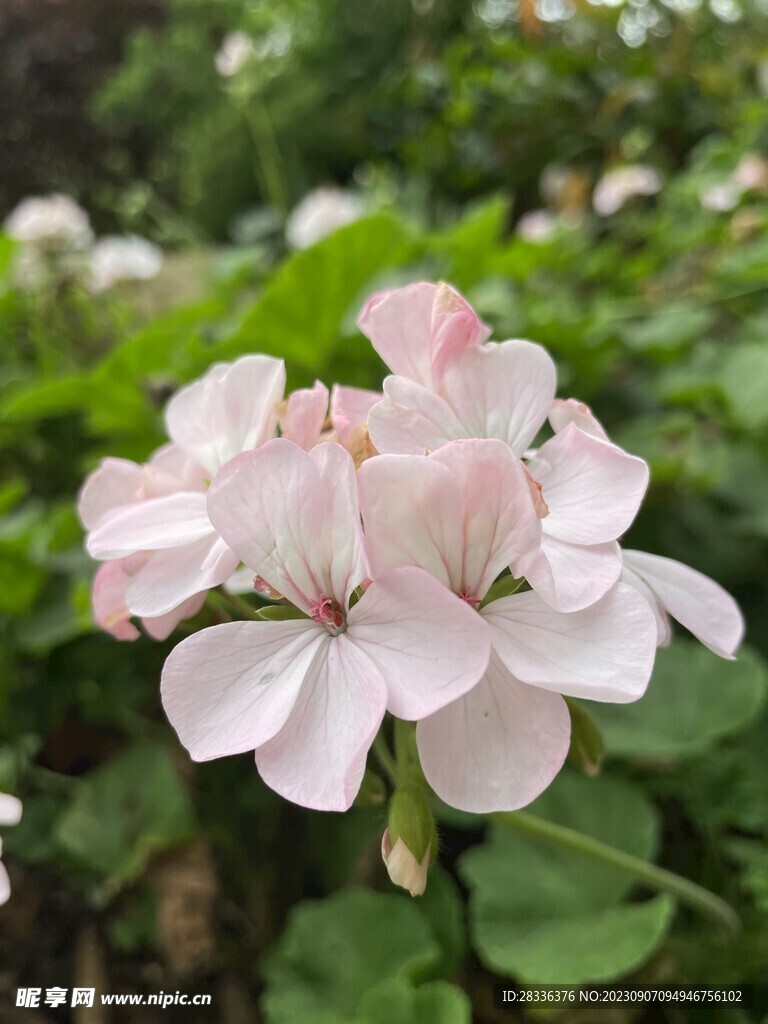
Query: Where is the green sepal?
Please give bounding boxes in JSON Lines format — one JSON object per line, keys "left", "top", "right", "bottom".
{"left": 480, "top": 573, "right": 525, "bottom": 608}
{"left": 388, "top": 781, "right": 438, "bottom": 864}
{"left": 565, "top": 698, "right": 605, "bottom": 777}
{"left": 256, "top": 605, "right": 309, "bottom": 621}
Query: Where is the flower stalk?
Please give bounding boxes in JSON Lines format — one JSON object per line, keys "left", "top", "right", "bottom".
{"left": 493, "top": 810, "right": 740, "bottom": 936}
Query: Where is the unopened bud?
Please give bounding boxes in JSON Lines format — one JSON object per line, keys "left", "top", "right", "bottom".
{"left": 382, "top": 782, "right": 437, "bottom": 897}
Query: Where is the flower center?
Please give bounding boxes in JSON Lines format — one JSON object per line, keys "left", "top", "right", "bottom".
{"left": 310, "top": 596, "right": 346, "bottom": 633}
{"left": 457, "top": 588, "right": 482, "bottom": 606}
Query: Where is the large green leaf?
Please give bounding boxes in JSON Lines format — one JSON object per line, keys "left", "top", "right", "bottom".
{"left": 590, "top": 643, "right": 767, "bottom": 760}
{"left": 470, "top": 895, "right": 674, "bottom": 985}
{"left": 218, "top": 213, "right": 413, "bottom": 375}
{"left": 357, "top": 978, "right": 471, "bottom": 1024}
{"left": 459, "top": 772, "right": 673, "bottom": 984}
{"left": 56, "top": 742, "right": 196, "bottom": 885}
{"left": 261, "top": 888, "right": 442, "bottom": 1024}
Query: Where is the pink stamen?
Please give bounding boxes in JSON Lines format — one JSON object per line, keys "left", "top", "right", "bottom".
{"left": 458, "top": 589, "right": 482, "bottom": 606}
{"left": 310, "top": 596, "right": 345, "bottom": 629}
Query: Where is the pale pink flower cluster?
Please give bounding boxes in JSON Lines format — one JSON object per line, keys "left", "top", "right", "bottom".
{"left": 78, "top": 281, "right": 744, "bottom": 818}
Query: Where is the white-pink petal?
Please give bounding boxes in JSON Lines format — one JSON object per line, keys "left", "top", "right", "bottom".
{"left": 279, "top": 380, "right": 328, "bottom": 450}
{"left": 622, "top": 550, "right": 744, "bottom": 659}
{"left": 417, "top": 651, "right": 570, "bottom": 813}
{"left": 124, "top": 534, "right": 239, "bottom": 618}
{"left": 255, "top": 633, "right": 387, "bottom": 811}
{"left": 207, "top": 439, "right": 367, "bottom": 614}
{"left": 357, "top": 281, "right": 488, "bottom": 390}
{"left": 368, "top": 376, "right": 466, "bottom": 456}
{"left": 431, "top": 439, "right": 542, "bottom": 587}
{"left": 165, "top": 355, "right": 286, "bottom": 476}
{"left": 528, "top": 424, "right": 648, "bottom": 545}
{"left": 78, "top": 457, "right": 143, "bottom": 529}
{"left": 330, "top": 385, "right": 382, "bottom": 447}
{"left": 86, "top": 492, "right": 213, "bottom": 559}
{"left": 347, "top": 566, "right": 491, "bottom": 720}
{"left": 621, "top": 561, "right": 672, "bottom": 647}
{"left": 92, "top": 560, "right": 141, "bottom": 641}
{"left": 442, "top": 340, "right": 557, "bottom": 457}
{"left": 142, "top": 592, "right": 207, "bottom": 641}
{"left": 548, "top": 398, "right": 609, "bottom": 440}
{"left": 161, "top": 619, "right": 327, "bottom": 761}
{"left": 359, "top": 440, "right": 540, "bottom": 598}
{"left": 524, "top": 537, "right": 622, "bottom": 613}
{"left": 483, "top": 582, "right": 657, "bottom": 703}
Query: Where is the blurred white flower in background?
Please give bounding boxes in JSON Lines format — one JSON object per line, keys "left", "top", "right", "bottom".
{"left": 88, "top": 235, "right": 164, "bottom": 293}
{"left": 700, "top": 182, "right": 741, "bottom": 213}
{"left": 593, "top": 165, "right": 662, "bottom": 215}
{"left": 4, "top": 193, "right": 93, "bottom": 250}
{"left": 285, "top": 186, "right": 364, "bottom": 249}
{"left": 215, "top": 31, "right": 255, "bottom": 77}
{"left": 516, "top": 209, "right": 559, "bottom": 242}
{"left": 699, "top": 153, "right": 768, "bottom": 213}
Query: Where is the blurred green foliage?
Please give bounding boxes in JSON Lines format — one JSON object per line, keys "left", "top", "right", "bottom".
{"left": 2, "top": 0, "right": 768, "bottom": 1019}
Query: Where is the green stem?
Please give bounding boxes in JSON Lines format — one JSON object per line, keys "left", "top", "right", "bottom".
{"left": 372, "top": 732, "right": 398, "bottom": 786}
{"left": 493, "top": 810, "right": 740, "bottom": 936}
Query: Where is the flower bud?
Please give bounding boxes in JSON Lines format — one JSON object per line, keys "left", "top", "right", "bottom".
{"left": 381, "top": 782, "right": 437, "bottom": 897}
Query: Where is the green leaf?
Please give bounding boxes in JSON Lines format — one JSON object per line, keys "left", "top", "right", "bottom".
{"left": 459, "top": 772, "right": 672, "bottom": 984}
{"left": 469, "top": 894, "right": 674, "bottom": 985}
{"left": 219, "top": 213, "right": 412, "bottom": 374}
{"left": 56, "top": 742, "right": 196, "bottom": 885}
{"left": 722, "top": 342, "right": 768, "bottom": 430}
{"left": 357, "top": 978, "right": 471, "bottom": 1024}
{"left": 261, "top": 888, "right": 442, "bottom": 1024}
{"left": 0, "top": 374, "right": 89, "bottom": 423}
{"left": 590, "top": 643, "right": 768, "bottom": 760}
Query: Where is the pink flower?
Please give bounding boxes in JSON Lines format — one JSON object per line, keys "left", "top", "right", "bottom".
{"left": 364, "top": 285, "right": 648, "bottom": 613}
{"left": 359, "top": 439, "right": 657, "bottom": 812}
{"left": 622, "top": 550, "right": 744, "bottom": 660}
{"left": 358, "top": 281, "right": 490, "bottom": 391}
{"left": 160, "top": 439, "right": 490, "bottom": 812}
{"left": 0, "top": 792, "right": 22, "bottom": 905}
{"left": 80, "top": 355, "right": 286, "bottom": 633}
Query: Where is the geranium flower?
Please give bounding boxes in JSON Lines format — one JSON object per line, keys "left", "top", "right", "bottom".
{"left": 0, "top": 793, "right": 22, "bottom": 905}
{"left": 622, "top": 550, "right": 744, "bottom": 660}
{"left": 359, "top": 439, "right": 657, "bottom": 812}
{"left": 80, "top": 355, "right": 286, "bottom": 631}
{"left": 161, "top": 439, "right": 491, "bottom": 811}
{"left": 363, "top": 286, "right": 647, "bottom": 611}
